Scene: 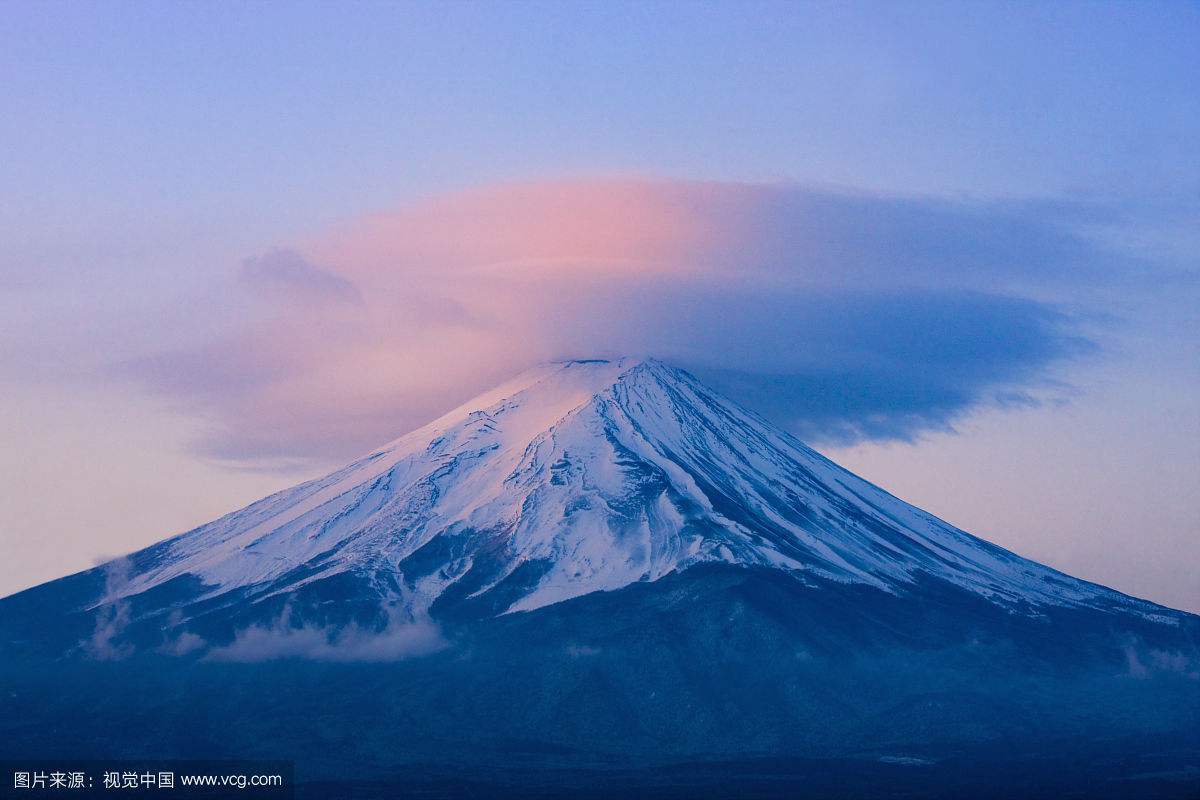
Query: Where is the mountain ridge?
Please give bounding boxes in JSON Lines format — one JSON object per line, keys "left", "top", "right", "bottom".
{"left": 9, "top": 357, "right": 1186, "bottom": 636}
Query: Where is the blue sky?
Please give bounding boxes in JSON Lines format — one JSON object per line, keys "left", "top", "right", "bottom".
{"left": 1, "top": 1, "right": 1197, "bottom": 610}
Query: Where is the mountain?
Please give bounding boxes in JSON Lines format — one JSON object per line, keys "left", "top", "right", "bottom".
{"left": 2, "top": 358, "right": 1197, "bottom": 798}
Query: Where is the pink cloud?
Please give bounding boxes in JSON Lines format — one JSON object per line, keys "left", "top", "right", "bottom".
{"left": 310, "top": 179, "right": 750, "bottom": 280}
{"left": 117, "top": 178, "right": 1121, "bottom": 467}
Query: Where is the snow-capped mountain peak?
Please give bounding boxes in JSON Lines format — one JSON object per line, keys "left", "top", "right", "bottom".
{"left": 112, "top": 357, "right": 1151, "bottom": 621}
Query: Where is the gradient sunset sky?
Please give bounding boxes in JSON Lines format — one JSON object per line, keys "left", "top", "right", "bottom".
{"left": 1, "top": 1, "right": 1197, "bottom": 611}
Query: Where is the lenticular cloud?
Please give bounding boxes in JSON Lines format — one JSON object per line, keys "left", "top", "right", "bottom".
{"left": 119, "top": 179, "right": 1123, "bottom": 467}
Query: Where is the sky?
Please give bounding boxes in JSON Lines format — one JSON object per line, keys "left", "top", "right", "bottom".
{"left": 1, "top": 1, "right": 1197, "bottom": 612}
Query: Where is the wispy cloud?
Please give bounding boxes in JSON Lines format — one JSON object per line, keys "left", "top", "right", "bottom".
{"left": 112, "top": 179, "right": 1147, "bottom": 466}
{"left": 83, "top": 557, "right": 133, "bottom": 660}
{"left": 204, "top": 608, "right": 446, "bottom": 663}
{"left": 238, "top": 248, "right": 363, "bottom": 306}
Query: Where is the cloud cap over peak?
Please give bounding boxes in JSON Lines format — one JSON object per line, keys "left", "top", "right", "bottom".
{"left": 121, "top": 178, "right": 1133, "bottom": 467}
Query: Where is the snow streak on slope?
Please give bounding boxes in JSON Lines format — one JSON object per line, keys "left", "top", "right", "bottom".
{"left": 115, "top": 358, "right": 1153, "bottom": 619}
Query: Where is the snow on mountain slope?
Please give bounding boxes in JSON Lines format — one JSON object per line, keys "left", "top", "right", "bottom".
{"left": 113, "top": 358, "right": 1156, "bottom": 620}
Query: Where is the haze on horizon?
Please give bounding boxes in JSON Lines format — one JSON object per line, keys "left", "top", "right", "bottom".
{"left": 1, "top": 1, "right": 1197, "bottom": 613}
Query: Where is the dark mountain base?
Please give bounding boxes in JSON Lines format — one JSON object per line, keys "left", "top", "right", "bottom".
{"left": 3, "top": 566, "right": 1198, "bottom": 798}
{"left": 291, "top": 748, "right": 1200, "bottom": 800}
